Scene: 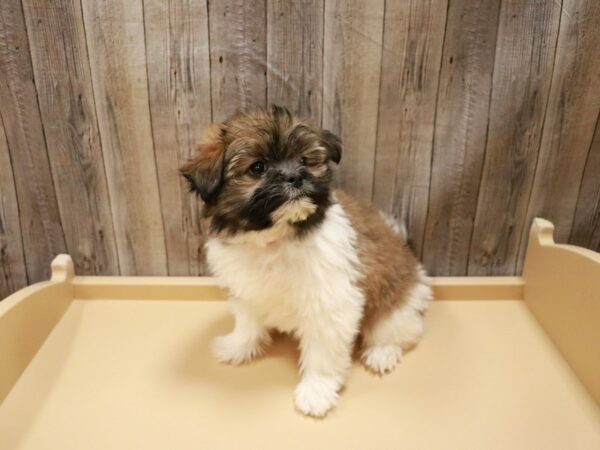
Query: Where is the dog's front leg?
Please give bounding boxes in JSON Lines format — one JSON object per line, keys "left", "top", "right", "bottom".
{"left": 212, "top": 300, "right": 271, "bottom": 365}
{"left": 294, "top": 311, "right": 360, "bottom": 417}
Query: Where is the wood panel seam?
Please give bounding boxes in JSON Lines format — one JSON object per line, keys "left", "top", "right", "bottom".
{"left": 569, "top": 107, "right": 600, "bottom": 246}
{"left": 515, "top": 0, "right": 566, "bottom": 267}
{"left": 206, "top": 0, "right": 214, "bottom": 122}
{"left": 18, "top": 0, "right": 68, "bottom": 254}
{"left": 76, "top": 0, "right": 121, "bottom": 275}
{"left": 465, "top": 0, "right": 504, "bottom": 274}
{"left": 141, "top": 0, "right": 170, "bottom": 274}
{"left": 370, "top": 0, "right": 387, "bottom": 204}
{"left": 421, "top": 0, "right": 451, "bottom": 261}
{"left": 264, "top": 0, "right": 268, "bottom": 107}
{"left": 320, "top": 0, "right": 326, "bottom": 128}
{"left": 0, "top": 112, "right": 29, "bottom": 291}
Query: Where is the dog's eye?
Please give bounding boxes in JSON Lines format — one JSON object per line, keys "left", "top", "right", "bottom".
{"left": 300, "top": 156, "right": 308, "bottom": 166}
{"left": 249, "top": 161, "right": 267, "bottom": 176}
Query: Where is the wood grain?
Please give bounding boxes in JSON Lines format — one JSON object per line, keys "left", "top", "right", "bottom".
{"left": 82, "top": 0, "right": 168, "bottom": 275}
{"left": 422, "top": 0, "right": 501, "bottom": 275}
{"left": 21, "top": 0, "right": 119, "bottom": 276}
{"left": 266, "top": 0, "right": 324, "bottom": 123}
{"left": 517, "top": 0, "right": 600, "bottom": 272}
{"left": 0, "top": 0, "right": 66, "bottom": 283}
{"left": 144, "top": 0, "right": 212, "bottom": 276}
{"left": 570, "top": 112, "right": 600, "bottom": 252}
{"left": 0, "top": 115, "right": 27, "bottom": 298}
{"left": 322, "top": 0, "right": 385, "bottom": 202}
{"left": 208, "top": 0, "right": 267, "bottom": 122}
{"left": 3, "top": 0, "right": 600, "bottom": 286}
{"left": 468, "top": 0, "right": 562, "bottom": 275}
{"left": 371, "top": 0, "right": 447, "bottom": 257}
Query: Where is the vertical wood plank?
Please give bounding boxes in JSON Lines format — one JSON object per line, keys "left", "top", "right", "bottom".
{"left": 82, "top": 0, "right": 168, "bottom": 275}
{"left": 208, "top": 0, "right": 267, "bottom": 122}
{"left": 143, "top": 0, "right": 212, "bottom": 276}
{"left": 569, "top": 113, "right": 600, "bottom": 252}
{"left": 322, "top": 0, "right": 385, "bottom": 202}
{"left": 0, "top": 115, "right": 27, "bottom": 298}
{"left": 371, "top": 0, "right": 447, "bottom": 256}
{"left": 22, "top": 0, "right": 120, "bottom": 275}
{"left": 266, "top": 0, "right": 324, "bottom": 123}
{"left": 422, "top": 0, "right": 501, "bottom": 275}
{"left": 468, "top": 0, "right": 562, "bottom": 275}
{"left": 0, "top": 0, "right": 66, "bottom": 283}
{"left": 517, "top": 0, "right": 600, "bottom": 272}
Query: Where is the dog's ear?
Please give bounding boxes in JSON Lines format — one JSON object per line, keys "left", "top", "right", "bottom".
{"left": 320, "top": 129, "right": 342, "bottom": 164}
{"left": 180, "top": 124, "right": 226, "bottom": 203}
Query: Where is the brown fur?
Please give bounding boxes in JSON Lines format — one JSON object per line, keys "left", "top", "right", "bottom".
{"left": 182, "top": 107, "right": 423, "bottom": 330}
{"left": 335, "top": 191, "right": 422, "bottom": 334}
{"left": 179, "top": 124, "right": 227, "bottom": 204}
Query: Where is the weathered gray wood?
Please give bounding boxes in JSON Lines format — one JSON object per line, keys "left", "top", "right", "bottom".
{"left": 422, "top": 0, "right": 501, "bottom": 275}
{"left": 570, "top": 112, "right": 600, "bottom": 252}
{"left": 22, "top": 0, "right": 119, "bottom": 276}
{"left": 468, "top": 0, "right": 562, "bottom": 275}
{"left": 0, "top": 0, "right": 66, "bottom": 283}
{"left": 517, "top": 0, "right": 600, "bottom": 272}
{"left": 144, "top": 0, "right": 212, "bottom": 276}
{"left": 82, "top": 0, "right": 168, "bottom": 275}
{"left": 0, "top": 115, "right": 27, "bottom": 298}
{"left": 266, "top": 0, "right": 324, "bottom": 123}
{"left": 371, "top": 0, "right": 447, "bottom": 257}
{"left": 3, "top": 0, "right": 600, "bottom": 282}
{"left": 208, "top": 0, "right": 267, "bottom": 122}
{"left": 322, "top": 0, "right": 385, "bottom": 202}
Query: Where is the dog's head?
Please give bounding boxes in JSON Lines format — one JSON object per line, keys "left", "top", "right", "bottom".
{"left": 180, "top": 105, "right": 341, "bottom": 237}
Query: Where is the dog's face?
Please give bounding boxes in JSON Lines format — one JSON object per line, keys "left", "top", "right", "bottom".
{"left": 180, "top": 106, "right": 341, "bottom": 237}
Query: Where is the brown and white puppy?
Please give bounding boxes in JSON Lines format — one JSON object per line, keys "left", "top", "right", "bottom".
{"left": 181, "top": 105, "right": 432, "bottom": 417}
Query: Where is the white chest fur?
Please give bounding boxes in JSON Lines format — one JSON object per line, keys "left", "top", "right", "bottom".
{"left": 206, "top": 203, "right": 365, "bottom": 333}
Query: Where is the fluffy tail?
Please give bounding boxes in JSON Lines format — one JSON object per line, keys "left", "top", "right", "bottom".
{"left": 378, "top": 211, "right": 409, "bottom": 243}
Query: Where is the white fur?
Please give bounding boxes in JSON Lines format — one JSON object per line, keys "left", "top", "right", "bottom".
{"left": 207, "top": 202, "right": 364, "bottom": 417}
{"left": 207, "top": 202, "right": 431, "bottom": 417}
{"left": 361, "top": 345, "right": 404, "bottom": 374}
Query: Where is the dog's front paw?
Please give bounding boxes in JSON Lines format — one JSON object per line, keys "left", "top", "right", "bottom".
{"left": 294, "top": 376, "right": 340, "bottom": 418}
{"left": 211, "top": 332, "right": 269, "bottom": 365}
{"left": 361, "top": 345, "right": 403, "bottom": 375}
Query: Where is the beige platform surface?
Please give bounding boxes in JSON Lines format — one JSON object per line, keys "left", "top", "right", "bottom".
{"left": 1, "top": 298, "right": 599, "bottom": 450}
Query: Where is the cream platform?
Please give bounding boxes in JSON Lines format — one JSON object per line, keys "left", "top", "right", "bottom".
{"left": 1, "top": 219, "right": 599, "bottom": 449}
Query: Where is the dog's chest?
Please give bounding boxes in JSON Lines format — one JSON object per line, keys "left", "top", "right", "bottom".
{"left": 206, "top": 210, "right": 363, "bottom": 331}
{"left": 207, "top": 240, "right": 325, "bottom": 326}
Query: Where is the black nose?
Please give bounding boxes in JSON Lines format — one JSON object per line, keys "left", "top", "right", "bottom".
{"left": 286, "top": 175, "right": 303, "bottom": 188}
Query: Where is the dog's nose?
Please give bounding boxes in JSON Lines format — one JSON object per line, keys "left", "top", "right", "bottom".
{"left": 286, "top": 174, "right": 303, "bottom": 188}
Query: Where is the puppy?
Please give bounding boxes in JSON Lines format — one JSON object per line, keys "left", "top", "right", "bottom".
{"left": 180, "top": 105, "right": 432, "bottom": 417}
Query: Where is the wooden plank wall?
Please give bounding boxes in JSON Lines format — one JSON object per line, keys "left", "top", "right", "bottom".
{"left": 1, "top": 0, "right": 600, "bottom": 296}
